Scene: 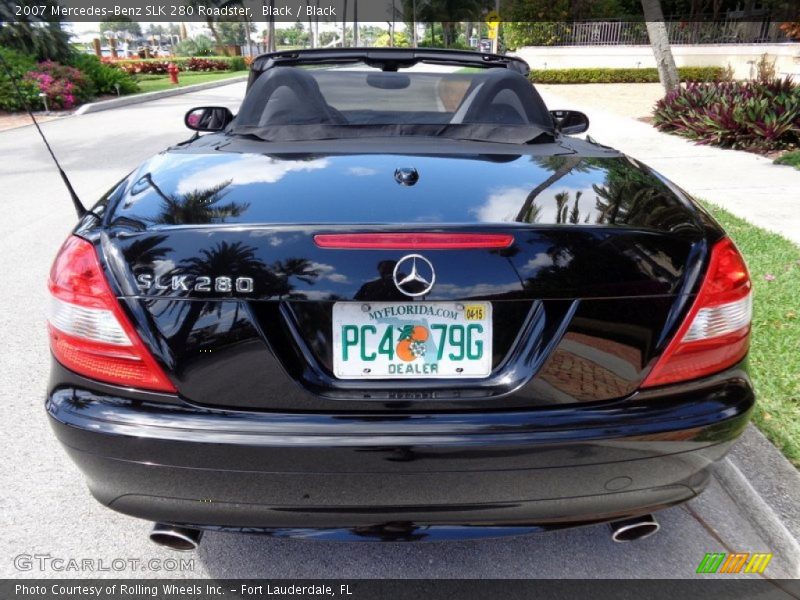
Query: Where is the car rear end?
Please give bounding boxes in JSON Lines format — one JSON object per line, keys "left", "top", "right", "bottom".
{"left": 45, "top": 144, "right": 754, "bottom": 541}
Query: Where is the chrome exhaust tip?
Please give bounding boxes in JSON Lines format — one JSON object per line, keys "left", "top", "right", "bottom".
{"left": 608, "top": 514, "right": 660, "bottom": 543}
{"left": 149, "top": 523, "right": 203, "bottom": 551}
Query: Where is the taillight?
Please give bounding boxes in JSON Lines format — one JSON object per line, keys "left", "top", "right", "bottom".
{"left": 47, "top": 236, "right": 176, "bottom": 392}
{"left": 642, "top": 237, "right": 751, "bottom": 388}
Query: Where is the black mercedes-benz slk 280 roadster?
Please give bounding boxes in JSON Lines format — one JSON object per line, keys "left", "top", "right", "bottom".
{"left": 46, "top": 49, "right": 754, "bottom": 548}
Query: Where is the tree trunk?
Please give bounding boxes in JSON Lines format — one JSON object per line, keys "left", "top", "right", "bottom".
{"left": 411, "top": 0, "right": 418, "bottom": 47}
{"left": 306, "top": 0, "right": 313, "bottom": 47}
{"left": 267, "top": 0, "right": 276, "bottom": 51}
{"left": 353, "top": 0, "right": 358, "bottom": 46}
{"left": 642, "top": 0, "right": 680, "bottom": 93}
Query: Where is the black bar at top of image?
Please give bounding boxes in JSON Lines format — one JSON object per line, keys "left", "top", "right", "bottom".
{"left": 3, "top": 0, "right": 800, "bottom": 23}
{"left": 3, "top": 579, "right": 800, "bottom": 600}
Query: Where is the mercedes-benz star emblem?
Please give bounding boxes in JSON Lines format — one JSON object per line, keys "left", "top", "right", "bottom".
{"left": 393, "top": 254, "right": 435, "bottom": 297}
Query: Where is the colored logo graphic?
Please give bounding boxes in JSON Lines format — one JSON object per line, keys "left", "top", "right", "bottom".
{"left": 396, "top": 325, "right": 429, "bottom": 362}
{"left": 696, "top": 552, "right": 772, "bottom": 574}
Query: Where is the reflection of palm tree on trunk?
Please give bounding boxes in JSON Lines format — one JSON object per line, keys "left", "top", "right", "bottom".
{"left": 554, "top": 191, "right": 569, "bottom": 224}
{"left": 166, "top": 242, "right": 321, "bottom": 352}
{"left": 274, "top": 257, "right": 320, "bottom": 299}
{"left": 142, "top": 177, "right": 248, "bottom": 226}
{"left": 570, "top": 190, "right": 584, "bottom": 224}
{"left": 122, "top": 234, "right": 172, "bottom": 268}
{"left": 516, "top": 156, "right": 583, "bottom": 223}
{"left": 169, "top": 241, "right": 268, "bottom": 352}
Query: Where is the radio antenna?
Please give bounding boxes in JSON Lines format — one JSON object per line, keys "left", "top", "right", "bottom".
{"left": 0, "top": 52, "right": 87, "bottom": 218}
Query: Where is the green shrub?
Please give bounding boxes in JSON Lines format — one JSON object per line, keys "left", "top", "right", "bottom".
{"left": 653, "top": 78, "right": 800, "bottom": 153}
{"left": 174, "top": 35, "right": 215, "bottom": 57}
{"left": 0, "top": 47, "right": 39, "bottom": 111}
{"left": 374, "top": 31, "right": 411, "bottom": 47}
{"left": 774, "top": 150, "right": 800, "bottom": 169}
{"left": 228, "top": 56, "right": 247, "bottom": 72}
{"left": 68, "top": 53, "right": 138, "bottom": 95}
{"left": 530, "top": 66, "right": 724, "bottom": 84}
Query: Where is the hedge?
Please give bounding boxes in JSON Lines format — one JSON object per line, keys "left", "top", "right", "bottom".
{"left": 530, "top": 67, "right": 724, "bottom": 84}
{"left": 106, "top": 56, "right": 248, "bottom": 75}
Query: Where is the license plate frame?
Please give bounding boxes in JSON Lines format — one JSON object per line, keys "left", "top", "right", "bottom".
{"left": 332, "top": 301, "right": 492, "bottom": 379}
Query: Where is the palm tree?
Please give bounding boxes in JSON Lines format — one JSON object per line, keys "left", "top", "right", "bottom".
{"left": 186, "top": 0, "right": 245, "bottom": 52}
{"left": 415, "top": 0, "right": 483, "bottom": 47}
{"left": 0, "top": 1, "right": 72, "bottom": 61}
{"left": 642, "top": 0, "right": 680, "bottom": 93}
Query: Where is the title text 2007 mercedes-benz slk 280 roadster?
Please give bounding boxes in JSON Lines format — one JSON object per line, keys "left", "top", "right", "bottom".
{"left": 46, "top": 49, "right": 754, "bottom": 549}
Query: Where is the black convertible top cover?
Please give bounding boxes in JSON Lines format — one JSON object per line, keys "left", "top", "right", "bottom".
{"left": 230, "top": 66, "right": 555, "bottom": 144}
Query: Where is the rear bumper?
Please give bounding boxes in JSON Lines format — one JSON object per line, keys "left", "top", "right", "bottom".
{"left": 47, "top": 367, "right": 754, "bottom": 538}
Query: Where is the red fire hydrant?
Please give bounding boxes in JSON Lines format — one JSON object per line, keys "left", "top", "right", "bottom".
{"left": 167, "top": 63, "right": 179, "bottom": 85}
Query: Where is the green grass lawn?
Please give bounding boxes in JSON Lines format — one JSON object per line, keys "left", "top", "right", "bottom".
{"left": 774, "top": 151, "right": 800, "bottom": 171}
{"left": 704, "top": 202, "right": 800, "bottom": 467}
{"left": 134, "top": 70, "right": 248, "bottom": 94}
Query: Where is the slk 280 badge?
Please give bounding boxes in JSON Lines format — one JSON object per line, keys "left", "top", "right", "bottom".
{"left": 136, "top": 273, "right": 255, "bottom": 293}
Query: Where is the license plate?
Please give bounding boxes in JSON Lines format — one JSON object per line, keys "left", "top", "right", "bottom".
{"left": 332, "top": 301, "right": 492, "bottom": 379}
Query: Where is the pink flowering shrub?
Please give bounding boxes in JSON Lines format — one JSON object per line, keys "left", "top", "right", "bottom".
{"left": 24, "top": 61, "right": 91, "bottom": 110}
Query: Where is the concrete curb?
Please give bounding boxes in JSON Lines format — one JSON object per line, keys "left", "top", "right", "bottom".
{"left": 728, "top": 425, "right": 800, "bottom": 539}
{"left": 714, "top": 461, "right": 800, "bottom": 578}
{"left": 74, "top": 75, "right": 248, "bottom": 115}
{"left": 714, "top": 426, "right": 800, "bottom": 577}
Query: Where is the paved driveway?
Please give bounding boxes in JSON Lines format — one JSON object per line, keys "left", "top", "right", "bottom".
{"left": 0, "top": 82, "right": 797, "bottom": 580}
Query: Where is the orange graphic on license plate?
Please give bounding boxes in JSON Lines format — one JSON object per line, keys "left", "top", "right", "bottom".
{"left": 396, "top": 325, "right": 429, "bottom": 362}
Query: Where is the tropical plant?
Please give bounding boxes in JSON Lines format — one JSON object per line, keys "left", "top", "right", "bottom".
{"left": 374, "top": 31, "right": 411, "bottom": 47}
{"left": 216, "top": 21, "right": 256, "bottom": 46}
{"left": 67, "top": 53, "right": 138, "bottom": 95}
{"left": 0, "top": 1, "right": 73, "bottom": 61}
{"left": 0, "top": 47, "right": 39, "bottom": 111}
{"left": 174, "top": 35, "right": 217, "bottom": 57}
{"left": 653, "top": 78, "right": 800, "bottom": 153}
{"left": 186, "top": 0, "right": 246, "bottom": 50}
{"left": 414, "top": 0, "right": 483, "bottom": 47}
{"left": 183, "top": 57, "right": 231, "bottom": 72}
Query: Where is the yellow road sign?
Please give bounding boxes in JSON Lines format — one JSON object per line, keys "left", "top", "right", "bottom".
{"left": 486, "top": 10, "right": 500, "bottom": 40}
